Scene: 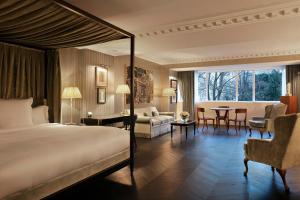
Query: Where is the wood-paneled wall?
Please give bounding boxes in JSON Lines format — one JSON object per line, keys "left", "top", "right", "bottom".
{"left": 60, "top": 48, "right": 170, "bottom": 123}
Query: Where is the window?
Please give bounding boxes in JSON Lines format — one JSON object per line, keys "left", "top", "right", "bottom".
{"left": 207, "top": 72, "right": 237, "bottom": 101}
{"left": 196, "top": 72, "right": 206, "bottom": 101}
{"left": 195, "top": 67, "right": 285, "bottom": 102}
{"left": 238, "top": 71, "right": 253, "bottom": 101}
{"left": 255, "top": 69, "right": 283, "bottom": 101}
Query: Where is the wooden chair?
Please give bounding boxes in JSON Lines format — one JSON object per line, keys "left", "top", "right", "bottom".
{"left": 215, "top": 106, "right": 229, "bottom": 128}
{"left": 196, "top": 107, "right": 215, "bottom": 130}
{"left": 228, "top": 108, "right": 247, "bottom": 133}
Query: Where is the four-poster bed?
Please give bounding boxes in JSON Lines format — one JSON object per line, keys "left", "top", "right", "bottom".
{"left": 0, "top": 0, "right": 135, "bottom": 199}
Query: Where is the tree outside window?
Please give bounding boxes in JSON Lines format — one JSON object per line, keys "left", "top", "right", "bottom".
{"left": 255, "top": 69, "right": 282, "bottom": 101}
{"left": 238, "top": 71, "right": 253, "bottom": 101}
{"left": 195, "top": 68, "right": 284, "bottom": 102}
{"left": 197, "top": 72, "right": 206, "bottom": 101}
{"left": 207, "top": 72, "right": 237, "bottom": 101}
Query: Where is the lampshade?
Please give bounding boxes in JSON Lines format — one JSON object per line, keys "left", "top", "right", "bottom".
{"left": 116, "top": 84, "right": 130, "bottom": 94}
{"left": 62, "top": 87, "right": 82, "bottom": 99}
{"left": 162, "top": 88, "right": 176, "bottom": 97}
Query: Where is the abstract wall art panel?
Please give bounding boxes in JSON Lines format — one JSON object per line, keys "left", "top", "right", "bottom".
{"left": 125, "top": 66, "right": 154, "bottom": 104}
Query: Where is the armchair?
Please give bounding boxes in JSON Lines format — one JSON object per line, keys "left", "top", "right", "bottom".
{"left": 249, "top": 103, "right": 287, "bottom": 138}
{"left": 244, "top": 114, "right": 300, "bottom": 193}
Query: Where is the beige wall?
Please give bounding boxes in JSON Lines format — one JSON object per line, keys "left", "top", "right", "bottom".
{"left": 60, "top": 48, "right": 171, "bottom": 123}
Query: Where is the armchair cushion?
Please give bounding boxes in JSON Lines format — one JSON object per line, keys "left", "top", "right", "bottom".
{"left": 156, "top": 115, "right": 173, "bottom": 123}
{"left": 159, "top": 112, "right": 175, "bottom": 118}
{"left": 136, "top": 116, "right": 151, "bottom": 123}
{"left": 249, "top": 119, "right": 266, "bottom": 128}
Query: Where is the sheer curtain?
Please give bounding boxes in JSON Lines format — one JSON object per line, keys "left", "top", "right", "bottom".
{"left": 286, "top": 65, "right": 300, "bottom": 112}
{"left": 178, "top": 71, "right": 195, "bottom": 119}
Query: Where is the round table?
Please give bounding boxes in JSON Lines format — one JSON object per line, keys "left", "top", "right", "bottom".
{"left": 210, "top": 107, "right": 235, "bottom": 128}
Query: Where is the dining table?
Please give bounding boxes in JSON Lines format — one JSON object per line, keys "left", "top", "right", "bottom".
{"left": 210, "top": 107, "right": 235, "bottom": 129}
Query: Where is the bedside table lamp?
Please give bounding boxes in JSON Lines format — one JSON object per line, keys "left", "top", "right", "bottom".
{"left": 116, "top": 84, "right": 130, "bottom": 115}
{"left": 62, "top": 87, "right": 82, "bottom": 124}
{"left": 162, "top": 88, "right": 176, "bottom": 97}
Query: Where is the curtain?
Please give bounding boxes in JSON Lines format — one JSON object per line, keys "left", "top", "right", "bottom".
{"left": 178, "top": 71, "right": 195, "bottom": 119}
{"left": 0, "top": 0, "right": 127, "bottom": 49}
{"left": 286, "top": 65, "right": 300, "bottom": 112}
{"left": 0, "top": 42, "right": 45, "bottom": 105}
{"left": 46, "top": 50, "right": 61, "bottom": 123}
{"left": 0, "top": 42, "right": 62, "bottom": 123}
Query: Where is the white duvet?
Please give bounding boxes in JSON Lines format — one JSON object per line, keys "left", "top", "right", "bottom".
{"left": 0, "top": 124, "right": 129, "bottom": 198}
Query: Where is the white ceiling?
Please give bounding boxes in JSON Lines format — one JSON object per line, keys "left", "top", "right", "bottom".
{"left": 69, "top": 0, "right": 300, "bottom": 65}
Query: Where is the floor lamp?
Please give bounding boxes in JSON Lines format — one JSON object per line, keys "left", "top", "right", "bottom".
{"left": 116, "top": 84, "right": 130, "bottom": 115}
{"left": 62, "top": 87, "right": 82, "bottom": 125}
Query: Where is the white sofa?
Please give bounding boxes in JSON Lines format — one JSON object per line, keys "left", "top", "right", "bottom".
{"left": 129, "top": 107, "right": 175, "bottom": 138}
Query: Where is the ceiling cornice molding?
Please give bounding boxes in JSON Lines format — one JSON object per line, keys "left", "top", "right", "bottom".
{"left": 137, "top": 1, "right": 300, "bottom": 38}
{"left": 163, "top": 54, "right": 300, "bottom": 69}
{"left": 156, "top": 48, "right": 300, "bottom": 65}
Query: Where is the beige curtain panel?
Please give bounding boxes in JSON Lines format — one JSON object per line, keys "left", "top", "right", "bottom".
{"left": 0, "top": 0, "right": 127, "bottom": 49}
{"left": 0, "top": 42, "right": 61, "bottom": 123}
{"left": 0, "top": 42, "right": 45, "bottom": 104}
{"left": 178, "top": 71, "right": 195, "bottom": 119}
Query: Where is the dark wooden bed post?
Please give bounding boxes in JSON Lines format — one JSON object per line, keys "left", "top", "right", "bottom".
{"left": 129, "top": 36, "right": 135, "bottom": 174}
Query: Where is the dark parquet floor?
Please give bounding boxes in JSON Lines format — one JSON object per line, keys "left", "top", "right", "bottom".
{"left": 49, "top": 126, "right": 300, "bottom": 200}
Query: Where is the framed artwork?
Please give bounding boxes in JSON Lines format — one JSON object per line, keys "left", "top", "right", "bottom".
{"left": 170, "top": 79, "right": 177, "bottom": 103}
{"left": 125, "top": 66, "right": 154, "bottom": 104}
{"left": 95, "top": 66, "right": 108, "bottom": 87}
{"left": 97, "top": 88, "right": 106, "bottom": 104}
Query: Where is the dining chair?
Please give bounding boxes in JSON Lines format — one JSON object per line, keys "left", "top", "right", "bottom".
{"left": 197, "top": 107, "right": 215, "bottom": 131}
{"left": 228, "top": 108, "right": 247, "bottom": 133}
{"left": 215, "top": 106, "right": 229, "bottom": 128}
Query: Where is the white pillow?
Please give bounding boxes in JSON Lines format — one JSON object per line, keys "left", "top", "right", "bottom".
{"left": 32, "top": 105, "right": 49, "bottom": 124}
{"left": 0, "top": 98, "right": 33, "bottom": 129}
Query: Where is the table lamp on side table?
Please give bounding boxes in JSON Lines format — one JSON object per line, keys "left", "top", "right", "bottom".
{"left": 116, "top": 84, "right": 130, "bottom": 115}
{"left": 62, "top": 87, "right": 82, "bottom": 125}
{"left": 162, "top": 87, "right": 176, "bottom": 97}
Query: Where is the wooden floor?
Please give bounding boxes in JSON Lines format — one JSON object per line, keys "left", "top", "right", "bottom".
{"left": 49, "top": 126, "right": 300, "bottom": 200}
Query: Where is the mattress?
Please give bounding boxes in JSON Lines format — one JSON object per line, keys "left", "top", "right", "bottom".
{"left": 0, "top": 124, "right": 130, "bottom": 199}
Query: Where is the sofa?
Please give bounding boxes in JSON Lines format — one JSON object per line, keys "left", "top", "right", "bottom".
{"left": 128, "top": 107, "right": 175, "bottom": 138}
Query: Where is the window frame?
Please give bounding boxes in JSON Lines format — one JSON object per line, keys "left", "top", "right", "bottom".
{"left": 195, "top": 67, "right": 285, "bottom": 103}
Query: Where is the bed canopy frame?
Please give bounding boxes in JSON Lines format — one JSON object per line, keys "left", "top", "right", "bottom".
{"left": 0, "top": 0, "right": 135, "bottom": 192}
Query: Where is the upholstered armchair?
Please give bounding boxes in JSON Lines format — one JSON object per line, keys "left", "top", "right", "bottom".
{"left": 244, "top": 114, "right": 300, "bottom": 193}
{"left": 249, "top": 103, "right": 287, "bottom": 138}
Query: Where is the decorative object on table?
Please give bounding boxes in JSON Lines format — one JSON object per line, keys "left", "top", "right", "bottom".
{"left": 125, "top": 66, "right": 153, "bottom": 104}
{"left": 116, "top": 84, "right": 130, "bottom": 115}
{"left": 62, "top": 87, "right": 82, "bottom": 125}
{"left": 87, "top": 112, "right": 93, "bottom": 118}
{"left": 170, "top": 79, "right": 178, "bottom": 103}
{"left": 95, "top": 66, "right": 108, "bottom": 87}
{"left": 286, "top": 82, "right": 292, "bottom": 96}
{"left": 180, "top": 111, "right": 190, "bottom": 122}
{"left": 97, "top": 88, "right": 106, "bottom": 104}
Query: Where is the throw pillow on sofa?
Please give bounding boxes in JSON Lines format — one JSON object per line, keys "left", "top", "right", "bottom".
{"left": 152, "top": 111, "right": 159, "bottom": 117}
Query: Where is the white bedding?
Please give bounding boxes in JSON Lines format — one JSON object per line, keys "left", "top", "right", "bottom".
{"left": 0, "top": 124, "right": 129, "bottom": 198}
